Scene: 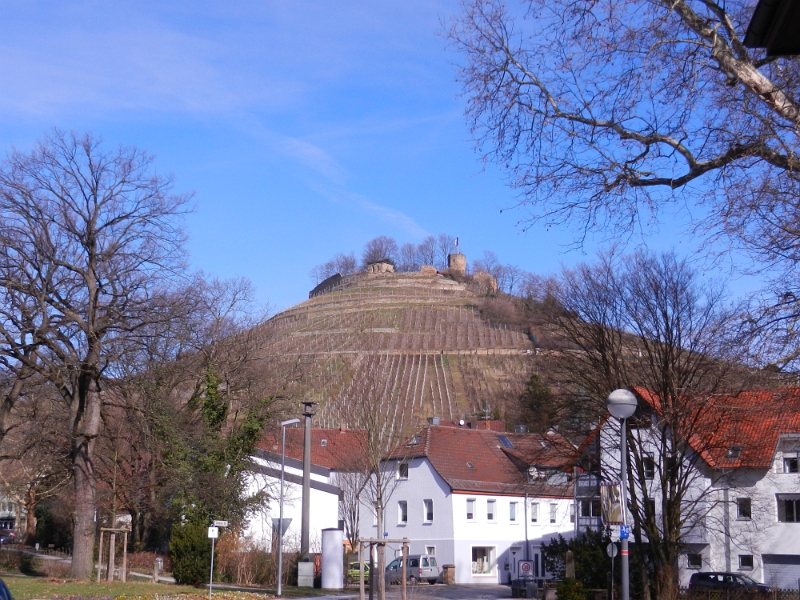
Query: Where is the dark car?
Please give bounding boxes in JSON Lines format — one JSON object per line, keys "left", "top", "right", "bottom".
{"left": 689, "top": 572, "right": 772, "bottom": 594}
{"left": 0, "top": 531, "right": 14, "bottom": 545}
{"left": 0, "top": 578, "right": 14, "bottom": 600}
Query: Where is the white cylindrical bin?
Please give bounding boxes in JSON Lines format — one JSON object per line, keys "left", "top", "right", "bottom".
{"left": 321, "top": 528, "right": 344, "bottom": 589}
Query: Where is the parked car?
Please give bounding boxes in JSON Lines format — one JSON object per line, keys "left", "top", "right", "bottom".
{"left": 689, "top": 572, "right": 772, "bottom": 594}
{"left": 0, "top": 531, "right": 14, "bottom": 545}
{"left": 385, "top": 554, "right": 441, "bottom": 585}
{"left": 0, "top": 578, "right": 13, "bottom": 600}
{"left": 346, "top": 562, "right": 370, "bottom": 584}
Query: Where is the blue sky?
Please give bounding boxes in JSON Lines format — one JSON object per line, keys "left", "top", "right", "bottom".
{"left": 0, "top": 1, "right": 757, "bottom": 311}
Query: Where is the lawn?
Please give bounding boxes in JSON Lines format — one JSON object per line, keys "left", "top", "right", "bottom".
{"left": 0, "top": 575, "right": 334, "bottom": 600}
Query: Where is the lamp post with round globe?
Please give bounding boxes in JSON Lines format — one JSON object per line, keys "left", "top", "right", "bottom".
{"left": 606, "top": 389, "right": 637, "bottom": 600}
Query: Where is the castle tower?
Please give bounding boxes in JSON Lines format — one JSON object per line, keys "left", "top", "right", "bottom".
{"left": 448, "top": 252, "right": 466, "bottom": 275}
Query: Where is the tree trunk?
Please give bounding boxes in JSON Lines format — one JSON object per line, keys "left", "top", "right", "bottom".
{"left": 70, "top": 373, "right": 102, "bottom": 579}
{"left": 377, "top": 502, "right": 385, "bottom": 600}
{"left": 24, "top": 486, "right": 37, "bottom": 546}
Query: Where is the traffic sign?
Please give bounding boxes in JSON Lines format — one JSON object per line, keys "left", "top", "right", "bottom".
{"left": 606, "top": 543, "right": 618, "bottom": 558}
{"left": 207, "top": 526, "right": 219, "bottom": 539}
{"left": 519, "top": 560, "right": 533, "bottom": 575}
{"left": 213, "top": 520, "right": 228, "bottom": 527}
{"left": 620, "top": 525, "right": 630, "bottom": 539}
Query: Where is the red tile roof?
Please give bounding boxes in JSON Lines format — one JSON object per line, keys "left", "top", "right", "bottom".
{"left": 632, "top": 386, "right": 800, "bottom": 469}
{"left": 258, "top": 426, "right": 367, "bottom": 471}
{"left": 392, "top": 425, "right": 575, "bottom": 496}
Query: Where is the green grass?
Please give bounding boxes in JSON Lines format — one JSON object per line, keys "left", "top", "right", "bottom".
{"left": 1, "top": 574, "right": 338, "bottom": 600}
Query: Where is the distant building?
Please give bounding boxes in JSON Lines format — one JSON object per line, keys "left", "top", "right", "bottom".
{"left": 245, "top": 425, "right": 365, "bottom": 551}
{"left": 358, "top": 421, "right": 578, "bottom": 585}
{"left": 598, "top": 387, "right": 800, "bottom": 590}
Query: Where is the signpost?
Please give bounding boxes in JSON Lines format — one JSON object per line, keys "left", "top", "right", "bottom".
{"left": 519, "top": 560, "right": 533, "bottom": 576}
{"left": 208, "top": 522, "right": 225, "bottom": 600}
{"left": 607, "top": 543, "right": 618, "bottom": 600}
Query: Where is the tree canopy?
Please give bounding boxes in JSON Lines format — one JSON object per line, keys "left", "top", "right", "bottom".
{"left": 448, "top": 0, "right": 799, "bottom": 264}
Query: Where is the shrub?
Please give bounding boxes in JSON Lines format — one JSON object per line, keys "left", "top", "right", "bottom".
{"left": 170, "top": 521, "right": 213, "bottom": 586}
{"left": 556, "top": 577, "right": 587, "bottom": 600}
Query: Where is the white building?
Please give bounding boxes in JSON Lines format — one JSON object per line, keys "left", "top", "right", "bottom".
{"left": 599, "top": 387, "right": 800, "bottom": 590}
{"left": 245, "top": 425, "right": 364, "bottom": 552}
{"left": 358, "top": 420, "right": 579, "bottom": 585}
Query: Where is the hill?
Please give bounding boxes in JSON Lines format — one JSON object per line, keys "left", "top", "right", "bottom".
{"left": 252, "top": 269, "right": 547, "bottom": 436}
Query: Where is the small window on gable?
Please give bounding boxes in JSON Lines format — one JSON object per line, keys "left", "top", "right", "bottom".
{"left": 785, "top": 456, "right": 799, "bottom": 473}
{"left": 398, "top": 462, "right": 409, "bottom": 479}
{"left": 726, "top": 445, "right": 743, "bottom": 459}
{"left": 321, "top": 439, "right": 327, "bottom": 447}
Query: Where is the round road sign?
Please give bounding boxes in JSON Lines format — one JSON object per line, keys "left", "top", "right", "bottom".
{"left": 606, "top": 543, "right": 618, "bottom": 558}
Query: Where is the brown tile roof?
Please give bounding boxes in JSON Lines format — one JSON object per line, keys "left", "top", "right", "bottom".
{"left": 632, "top": 386, "right": 800, "bottom": 469}
{"left": 392, "top": 425, "right": 575, "bottom": 497}
{"left": 258, "top": 426, "right": 367, "bottom": 471}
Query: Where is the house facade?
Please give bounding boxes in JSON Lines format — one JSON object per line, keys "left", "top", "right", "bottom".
{"left": 358, "top": 421, "right": 579, "bottom": 585}
{"left": 599, "top": 388, "right": 800, "bottom": 590}
{"left": 245, "top": 425, "right": 364, "bottom": 551}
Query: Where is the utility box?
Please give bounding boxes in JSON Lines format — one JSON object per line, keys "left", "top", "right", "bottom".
{"left": 298, "top": 561, "right": 314, "bottom": 587}
{"left": 442, "top": 564, "right": 456, "bottom": 585}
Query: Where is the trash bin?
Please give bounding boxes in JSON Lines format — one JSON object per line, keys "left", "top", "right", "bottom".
{"left": 442, "top": 564, "right": 456, "bottom": 585}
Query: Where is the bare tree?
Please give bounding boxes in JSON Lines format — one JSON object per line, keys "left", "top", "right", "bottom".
{"left": 361, "top": 236, "right": 399, "bottom": 267}
{"left": 434, "top": 233, "right": 454, "bottom": 269}
{"left": 310, "top": 252, "right": 358, "bottom": 285}
{"left": 416, "top": 235, "right": 438, "bottom": 267}
{"left": 0, "top": 130, "right": 190, "bottom": 579}
{"left": 396, "top": 243, "right": 420, "bottom": 272}
{"left": 448, "top": 0, "right": 800, "bottom": 260}
{"left": 548, "top": 250, "right": 751, "bottom": 600}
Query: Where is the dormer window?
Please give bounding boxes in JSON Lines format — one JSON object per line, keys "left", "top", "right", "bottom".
{"left": 528, "top": 467, "right": 547, "bottom": 481}
{"left": 726, "top": 445, "right": 743, "bottom": 459}
{"left": 408, "top": 435, "right": 421, "bottom": 447}
{"left": 785, "top": 456, "right": 799, "bottom": 473}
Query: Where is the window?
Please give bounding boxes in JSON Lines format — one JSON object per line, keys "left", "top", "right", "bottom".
{"left": 644, "top": 454, "right": 655, "bottom": 480}
{"left": 510, "top": 502, "right": 518, "bottom": 523}
{"left": 550, "top": 503, "right": 557, "bottom": 523}
{"left": 487, "top": 499, "right": 496, "bottom": 521}
{"left": 581, "top": 499, "right": 601, "bottom": 517}
{"left": 530, "top": 502, "right": 539, "bottom": 523}
{"left": 407, "top": 435, "right": 421, "bottom": 446}
{"left": 398, "top": 501, "right": 407, "bottom": 524}
{"left": 466, "top": 461, "right": 475, "bottom": 469}
{"left": 687, "top": 554, "right": 702, "bottom": 569}
{"left": 570, "top": 503, "right": 575, "bottom": 523}
{"left": 646, "top": 498, "right": 656, "bottom": 515}
{"left": 497, "top": 435, "right": 513, "bottom": 448}
{"left": 737, "top": 497, "right": 752, "bottom": 520}
{"left": 739, "top": 555, "right": 754, "bottom": 570}
{"left": 398, "top": 462, "right": 409, "bottom": 479}
{"left": 426, "top": 546, "right": 436, "bottom": 556}
{"left": 320, "top": 438, "right": 327, "bottom": 447}
{"left": 471, "top": 546, "right": 495, "bottom": 575}
{"left": 467, "top": 498, "right": 476, "bottom": 521}
{"left": 778, "top": 495, "right": 800, "bottom": 522}
{"left": 785, "top": 456, "right": 799, "bottom": 473}
{"left": 423, "top": 499, "right": 434, "bottom": 523}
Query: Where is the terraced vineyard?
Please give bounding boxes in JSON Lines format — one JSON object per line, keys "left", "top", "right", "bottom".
{"left": 253, "top": 272, "right": 545, "bottom": 436}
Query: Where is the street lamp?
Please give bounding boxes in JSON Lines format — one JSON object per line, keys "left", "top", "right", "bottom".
{"left": 606, "top": 389, "right": 637, "bottom": 600}
{"left": 277, "top": 417, "right": 300, "bottom": 597}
